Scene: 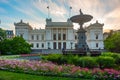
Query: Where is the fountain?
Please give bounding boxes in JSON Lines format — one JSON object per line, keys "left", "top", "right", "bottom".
{"left": 63, "top": 9, "right": 93, "bottom": 55}
{"left": 70, "top": 9, "right": 93, "bottom": 50}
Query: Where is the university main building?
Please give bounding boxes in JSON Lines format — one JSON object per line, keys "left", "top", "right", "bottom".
{"left": 14, "top": 18, "right": 104, "bottom": 53}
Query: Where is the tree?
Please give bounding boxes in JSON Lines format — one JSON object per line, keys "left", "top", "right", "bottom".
{"left": 104, "top": 32, "right": 120, "bottom": 53}
{"left": 0, "top": 36, "right": 31, "bottom": 55}
{"left": 0, "top": 28, "right": 6, "bottom": 41}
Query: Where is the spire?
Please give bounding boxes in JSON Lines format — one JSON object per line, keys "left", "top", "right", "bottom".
{"left": 79, "top": 9, "right": 83, "bottom": 15}
{"left": 96, "top": 20, "right": 98, "bottom": 23}
{"left": 20, "top": 19, "right": 23, "bottom": 23}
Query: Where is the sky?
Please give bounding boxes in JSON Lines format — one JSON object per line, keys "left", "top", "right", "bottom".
{"left": 0, "top": 0, "right": 120, "bottom": 32}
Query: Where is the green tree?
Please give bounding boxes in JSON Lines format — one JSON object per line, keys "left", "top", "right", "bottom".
{"left": 0, "top": 28, "right": 6, "bottom": 41}
{"left": 104, "top": 32, "right": 120, "bottom": 53}
{"left": 0, "top": 36, "right": 31, "bottom": 55}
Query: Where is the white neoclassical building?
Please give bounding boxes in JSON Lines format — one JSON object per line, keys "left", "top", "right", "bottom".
{"left": 14, "top": 19, "right": 104, "bottom": 53}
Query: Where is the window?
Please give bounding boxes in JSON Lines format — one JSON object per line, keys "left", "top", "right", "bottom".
{"left": 48, "top": 42, "right": 50, "bottom": 49}
{"left": 42, "top": 34, "right": 44, "bottom": 40}
{"left": 81, "top": 36, "right": 83, "bottom": 39}
{"left": 31, "top": 35, "right": 34, "bottom": 40}
{"left": 58, "top": 33, "right": 61, "bottom": 40}
{"left": 96, "top": 35, "right": 98, "bottom": 39}
{"left": 53, "top": 42, "right": 56, "bottom": 49}
{"left": 31, "top": 43, "right": 33, "bottom": 47}
{"left": 75, "top": 35, "right": 77, "bottom": 40}
{"left": 42, "top": 43, "right": 44, "bottom": 48}
{"left": 36, "top": 43, "right": 39, "bottom": 48}
{"left": 58, "top": 42, "right": 61, "bottom": 49}
{"left": 63, "top": 42, "right": 66, "bottom": 49}
{"left": 63, "top": 34, "right": 66, "bottom": 40}
{"left": 96, "top": 43, "right": 98, "bottom": 47}
{"left": 53, "top": 34, "right": 56, "bottom": 40}
{"left": 20, "top": 34, "right": 23, "bottom": 38}
{"left": 36, "top": 35, "right": 39, "bottom": 40}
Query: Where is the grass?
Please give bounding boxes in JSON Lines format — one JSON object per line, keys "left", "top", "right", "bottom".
{"left": 0, "top": 70, "right": 87, "bottom": 80}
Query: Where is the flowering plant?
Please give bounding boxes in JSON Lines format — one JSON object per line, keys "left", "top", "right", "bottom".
{"left": 0, "top": 59, "right": 119, "bottom": 79}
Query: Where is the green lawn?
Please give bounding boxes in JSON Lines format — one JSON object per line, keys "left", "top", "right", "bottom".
{"left": 0, "top": 70, "right": 88, "bottom": 80}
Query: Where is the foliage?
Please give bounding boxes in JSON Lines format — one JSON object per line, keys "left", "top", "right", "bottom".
{"left": 104, "top": 32, "right": 120, "bottom": 53}
{"left": 0, "top": 36, "right": 31, "bottom": 55}
{"left": 101, "top": 52, "right": 120, "bottom": 65}
{"left": 0, "top": 28, "right": 6, "bottom": 41}
{"left": 96, "top": 56, "right": 115, "bottom": 69}
{"left": 0, "top": 59, "right": 119, "bottom": 79}
{"left": 43, "top": 53, "right": 119, "bottom": 69}
{"left": 75, "top": 57, "right": 98, "bottom": 68}
{"left": 43, "top": 55, "right": 98, "bottom": 68}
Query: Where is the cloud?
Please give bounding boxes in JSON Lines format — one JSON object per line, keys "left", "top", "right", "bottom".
{"left": 104, "top": 7, "right": 120, "bottom": 30}
{"left": 1, "top": 0, "right": 120, "bottom": 31}
{"left": 0, "top": 0, "right": 9, "bottom": 4}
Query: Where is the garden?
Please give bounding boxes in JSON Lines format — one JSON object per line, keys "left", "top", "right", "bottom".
{"left": 0, "top": 52, "right": 120, "bottom": 80}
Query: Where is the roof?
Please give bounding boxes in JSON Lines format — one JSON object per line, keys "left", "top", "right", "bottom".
{"left": 14, "top": 20, "right": 32, "bottom": 30}
{"left": 46, "top": 18, "right": 73, "bottom": 27}
{"left": 89, "top": 20, "right": 104, "bottom": 27}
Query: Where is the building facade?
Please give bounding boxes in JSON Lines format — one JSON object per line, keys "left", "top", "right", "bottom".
{"left": 14, "top": 19, "right": 104, "bottom": 53}
{"left": 86, "top": 21, "right": 104, "bottom": 50}
{"left": 5, "top": 30, "right": 14, "bottom": 39}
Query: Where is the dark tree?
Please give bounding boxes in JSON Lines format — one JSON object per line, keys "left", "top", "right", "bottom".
{"left": 0, "top": 36, "right": 31, "bottom": 55}
{"left": 0, "top": 28, "right": 6, "bottom": 41}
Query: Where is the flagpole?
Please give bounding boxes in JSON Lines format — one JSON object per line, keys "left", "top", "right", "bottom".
{"left": 69, "top": 6, "right": 72, "bottom": 18}
{"left": 47, "top": 6, "right": 50, "bottom": 19}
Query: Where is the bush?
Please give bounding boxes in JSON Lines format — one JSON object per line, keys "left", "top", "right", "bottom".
{"left": 101, "top": 52, "right": 118, "bottom": 57}
{"left": 96, "top": 56, "right": 115, "bottom": 69}
{"left": 101, "top": 52, "right": 120, "bottom": 65}
{"left": 114, "top": 55, "right": 120, "bottom": 65}
{"left": 44, "top": 54, "right": 61, "bottom": 63}
{"left": 75, "top": 57, "right": 98, "bottom": 68}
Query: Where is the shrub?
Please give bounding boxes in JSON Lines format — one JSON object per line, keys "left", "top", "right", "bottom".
{"left": 96, "top": 56, "right": 115, "bottom": 69}
{"left": 43, "top": 54, "right": 61, "bottom": 62}
{"left": 114, "top": 55, "right": 120, "bottom": 65}
{"left": 101, "top": 52, "right": 120, "bottom": 65}
{"left": 75, "top": 57, "right": 98, "bottom": 68}
{"left": 101, "top": 52, "right": 118, "bottom": 57}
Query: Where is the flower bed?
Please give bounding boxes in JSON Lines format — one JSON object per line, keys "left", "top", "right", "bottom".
{"left": 0, "top": 59, "right": 120, "bottom": 79}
